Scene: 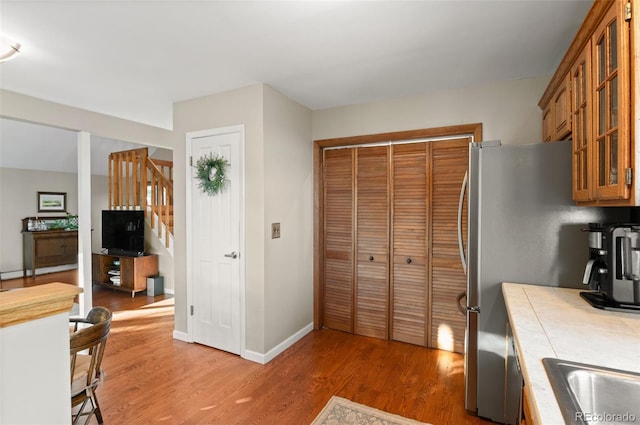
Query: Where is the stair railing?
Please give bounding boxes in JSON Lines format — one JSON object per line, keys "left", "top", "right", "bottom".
{"left": 108, "top": 148, "right": 148, "bottom": 211}
{"left": 147, "top": 158, "right": 173, "bottom": 247}
{"left": 108, "top": 148, "right": 173, "bottom": 249}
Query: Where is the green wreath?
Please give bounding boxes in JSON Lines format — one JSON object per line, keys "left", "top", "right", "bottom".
{"left": 194, "top": 153, "right": 229, "bottom": 196}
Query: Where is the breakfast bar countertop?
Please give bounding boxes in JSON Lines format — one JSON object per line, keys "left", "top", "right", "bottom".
{"left": 502, "top": 283, "right": 640, "bottom": 425}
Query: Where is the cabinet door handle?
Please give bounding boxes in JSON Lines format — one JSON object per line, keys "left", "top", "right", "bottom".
{"left": 406, "top": 257, "right": 412, "bottom": 264}
{"left": 369, "top": 255, "right": 374, "bottom": 261}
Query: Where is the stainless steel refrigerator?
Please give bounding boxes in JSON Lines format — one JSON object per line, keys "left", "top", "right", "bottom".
{"left": 462, "top": 140, "right": 630, "bottom": 424}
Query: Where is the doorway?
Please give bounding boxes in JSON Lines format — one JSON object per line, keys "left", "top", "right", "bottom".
{"left": 186, "top": 125, "right": 245, "bottom": 355}
{"left": 314, "top": 124, "right": 482, "bottom": 353}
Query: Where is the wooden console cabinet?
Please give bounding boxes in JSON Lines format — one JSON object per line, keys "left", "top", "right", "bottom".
{"left": 23, "top": 230, "right": 78, "bottom": 277}
{"left": 91, "top": 253, "right": 158, "bottom": 297}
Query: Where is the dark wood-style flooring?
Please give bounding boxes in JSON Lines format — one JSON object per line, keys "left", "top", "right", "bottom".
{"left": 2, "top": 271, "right": 495, "bottom": 425}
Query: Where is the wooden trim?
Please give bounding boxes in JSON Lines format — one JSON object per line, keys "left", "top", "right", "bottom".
{"left": 425, "top": 142, "right": 433, "bottom": 347}
{"left": 388, "top": 144, "right": 396, "bottom": 340}
{"left": 313, "top": 142, "right": 323, "bottom": 329}
{"left": 351, "top": 149, "right": 357, "bottom": 332}
{"left": 313, "top": 123, "right": 482, "bottom": 331}
{"left": 0, "top": 282, "right": 81, "bottom": 328}
{"left": 315, "top": 123, "right": 482, "bottom": 148}
{"left": 539, "top": 0, "right": 616, "bottom": 108}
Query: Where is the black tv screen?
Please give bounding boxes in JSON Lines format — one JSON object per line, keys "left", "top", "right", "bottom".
{"left": 102, "top": 210, "right": 145, "bottom": 256}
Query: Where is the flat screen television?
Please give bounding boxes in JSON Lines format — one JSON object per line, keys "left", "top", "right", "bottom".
{"left": 102, "top": 210, "right": 145, "bottom": 256}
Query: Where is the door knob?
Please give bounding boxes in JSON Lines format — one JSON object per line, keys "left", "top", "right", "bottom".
{"left": 224, "top": 251, "right": 238, "bottom": 259}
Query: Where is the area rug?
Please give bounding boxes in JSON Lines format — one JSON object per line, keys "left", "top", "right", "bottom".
{"left": 311, "top": 396, "right": 433, "bottom": 425}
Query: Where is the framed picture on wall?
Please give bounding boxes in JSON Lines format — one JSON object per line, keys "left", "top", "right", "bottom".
{"left": 37, "top": 192, "right": 67, "bottom": 212}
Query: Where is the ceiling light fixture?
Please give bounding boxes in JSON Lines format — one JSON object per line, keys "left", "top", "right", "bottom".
{"left": 0, "top": 34, "right": 21, "bottom": 63}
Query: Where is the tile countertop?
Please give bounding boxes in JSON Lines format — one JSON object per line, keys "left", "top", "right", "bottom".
{"left": 502, "top": 282, "right": 640, "bottom": 425}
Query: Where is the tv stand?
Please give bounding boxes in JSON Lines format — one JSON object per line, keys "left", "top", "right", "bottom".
{"left": 106, "top": 249, "right": 144, "bottom": 257}
{"left": 91, "top": 253, "right": 158, "bottom": 297}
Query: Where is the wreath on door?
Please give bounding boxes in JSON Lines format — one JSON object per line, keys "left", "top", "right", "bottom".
{"left": 194, "top": 153, "right": 229, "bottom": 196}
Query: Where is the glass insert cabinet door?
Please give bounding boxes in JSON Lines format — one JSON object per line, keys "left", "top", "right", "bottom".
{"left": 592, "top": 1, "right": 630, "bottom": 201}
{"left": 572, "top": 43, "right": 591, "bottom": 202}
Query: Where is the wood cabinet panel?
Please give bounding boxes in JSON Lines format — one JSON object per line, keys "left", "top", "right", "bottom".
{"left": 541, "top": 0, "right": 634, "bottom": 205}
{"left": 92, "top": 253, "right": 158, "bottom": 297}
{"left": 429, "top": 139, "right": 468, "bottom": 353}
{"left": 355, "top": 146, "right": 389, "bottom": 339}
{"left": 322, "top": 149, "right": 355, "bottom": 332}
{"left": 23, "top": 231, "right": 78, "bottom": 277}
{"left": 542, "top": 105, "right": 552, "bottom": 143}
{"left": 572, "top": 42, "right": 592, "bottom": 202}
{"left": 391, "top": 143, "right": 428, "bottom": 346}
{"left": 591, "top": 1, "right": 631, "bottom": 201}
{"left": 553, "top": 73, "right": 572, "bottom": 140}
{"left": 320, "top": 135, "right": 472, "bottom": 353}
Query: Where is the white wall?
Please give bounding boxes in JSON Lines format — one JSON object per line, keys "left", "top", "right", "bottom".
{"left": 312, "top": 77, "right": 549, "bottom": 145}
{"left": 263, "top": 85, "right": 313, "bottom": 351}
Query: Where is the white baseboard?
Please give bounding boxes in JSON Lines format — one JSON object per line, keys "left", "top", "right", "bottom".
{"left": 1, "top": 264, "right": 78, "bottom": 281}
{"left": 242, "top": 322, "right": 313, "bottom": 365}
{"left": 172, "top": 330, "right": 190, "bottom": 342}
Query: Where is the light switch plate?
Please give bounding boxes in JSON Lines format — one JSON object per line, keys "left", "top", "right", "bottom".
{"left": 272, "top": 223, "right": 281, "bottom": 239}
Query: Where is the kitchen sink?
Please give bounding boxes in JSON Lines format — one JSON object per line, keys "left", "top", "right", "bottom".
{"left": 543, "top": 358, "right": 640, "bottom": 425}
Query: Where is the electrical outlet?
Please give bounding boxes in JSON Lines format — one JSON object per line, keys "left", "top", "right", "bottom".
{"left": 272, "top": 223, "right": 281, "bottom": 239}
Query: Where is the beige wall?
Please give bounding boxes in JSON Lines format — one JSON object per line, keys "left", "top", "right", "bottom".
{"left": 1, "top": 75, "right": 548, "bottom": 358}
{"left": 0, "top": 90, "right": 175, "bottom": 290}
{"left": 312, "top": 77, "right": 548, "bottom": 145}
{"left": 263, "top": 85, "right": 313, "bottom": 350}
{"left": 0, "top": 168, "right": 79, "bottom": 274}
{"left": 172, "top": 84, "right": 266, "bottom": 351}
{"left": 0, "top": 169, "right": 174, "bottom": 289}
{"left": 173, "top": 84, "right": 314, "bottom": 355}
{"left": 0, "top": 90, "right": 172, "bottom": 147}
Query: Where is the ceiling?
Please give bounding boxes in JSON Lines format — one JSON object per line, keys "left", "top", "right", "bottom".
{"left": 0, "top": 117, "right": 158, "bottom": 176}
{"left": 1, "top": 1, "right": 593, "bottom": 174}
{"left": 0, "top": 0, "right": 594, "bottom": 130}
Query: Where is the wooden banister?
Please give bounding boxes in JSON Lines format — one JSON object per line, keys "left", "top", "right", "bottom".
{"left": 108, "top": 148, "right": 173, "bottom": 249}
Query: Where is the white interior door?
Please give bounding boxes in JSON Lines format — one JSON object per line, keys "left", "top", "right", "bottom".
{"left": 188, "top": 127, "right": 243, "bottom": 355}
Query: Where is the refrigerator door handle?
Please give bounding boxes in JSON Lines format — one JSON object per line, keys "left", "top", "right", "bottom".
{"left": 456, "top": 291, "right": 466, "bottom": 315}
{"left": 458, "top": 170, "right": 468, "bottom": 275}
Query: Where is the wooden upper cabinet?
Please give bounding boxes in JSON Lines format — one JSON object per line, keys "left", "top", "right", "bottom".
{"left": 541, "top": 73, "right": 571, "bottom": 142}
{"left": 553, "top": 73, "right": 572, "bottom": 140}
{"left": 591, "top": 1, "right": 631, "bottom": 202}
{"left": 541, "top": 0, "right": 633, "bottom": 205}
{"left": 572, "top": 42, "right": 592, "bottom": 202}
{"left": 542, "top": 104, "right": 553, "bottom": 142}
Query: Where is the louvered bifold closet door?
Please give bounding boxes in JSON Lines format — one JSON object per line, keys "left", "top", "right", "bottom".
{"left": 355, "top": 146, "right": 390, "bottom": 338}
{"left": 430, "top": 138, "right": 469, "bottom": 354}
{"left": 323, "top": 149, "right": 355, "bottom": 332}
{"left": 390, "top": 143, "right": 429, "bottom": 346}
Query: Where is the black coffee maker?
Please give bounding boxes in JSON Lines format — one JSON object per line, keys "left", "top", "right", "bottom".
{"left": 582, "top": 223, "right": 608, "bottom": 290}
{"left": 581, "top": 223, "right": 640, "bottom": 312}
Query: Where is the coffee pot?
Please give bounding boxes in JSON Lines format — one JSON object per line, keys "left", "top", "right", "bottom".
{"left": 581, "top": 223, "right": 640, "bottom": 312}
{"left": 582, "top": 223, "right": 608, "bottom": 291}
